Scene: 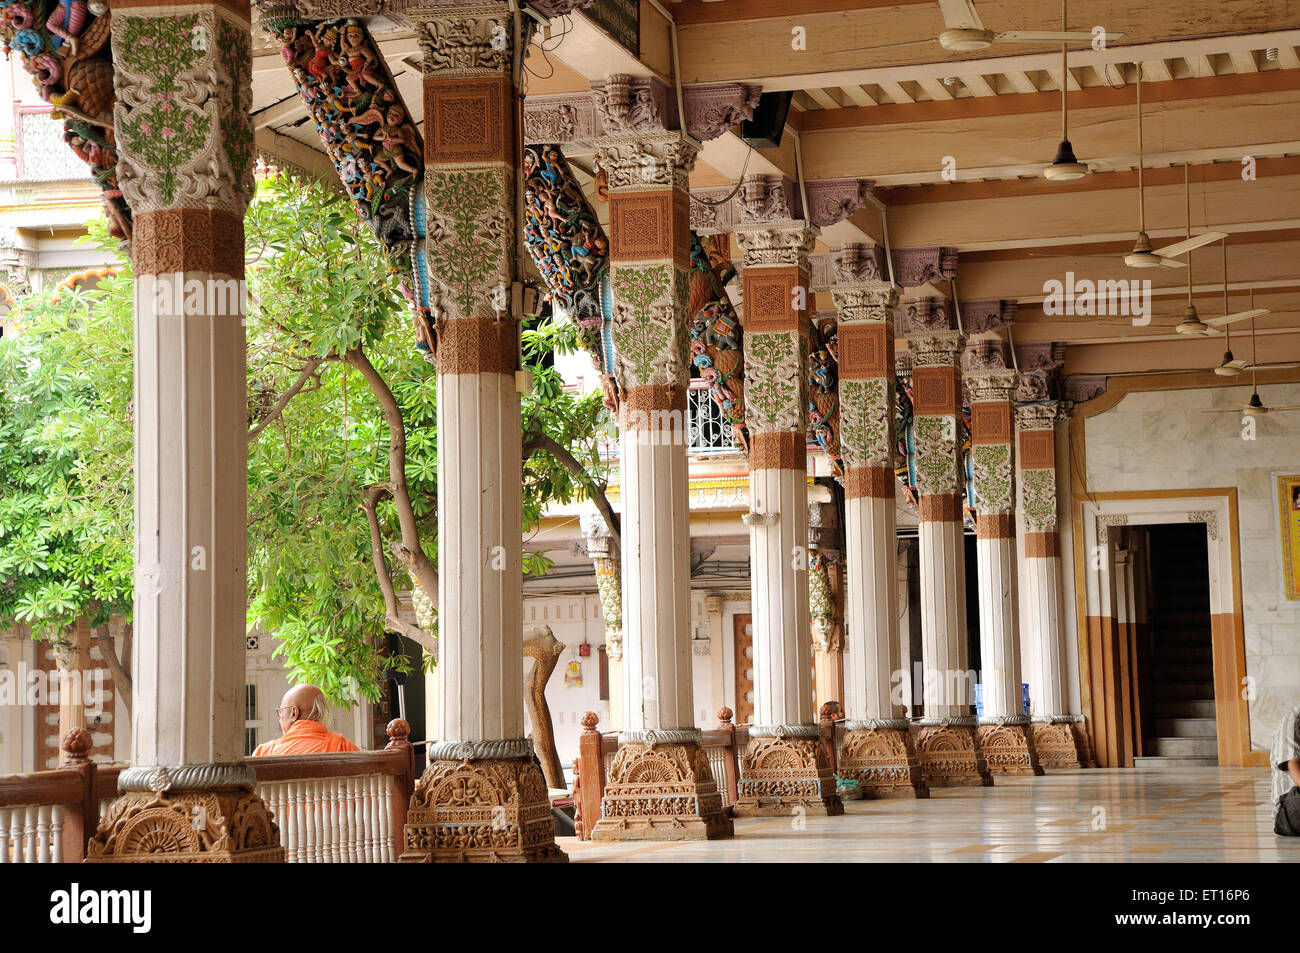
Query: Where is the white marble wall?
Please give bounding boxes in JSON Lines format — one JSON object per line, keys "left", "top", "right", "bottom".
{"left": 1085, "top": 381, "right": 1300, "bottom": 748}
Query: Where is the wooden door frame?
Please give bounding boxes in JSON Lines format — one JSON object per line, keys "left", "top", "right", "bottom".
{"left": 1075, "top": 489, "right": 1251, "bottom": 766}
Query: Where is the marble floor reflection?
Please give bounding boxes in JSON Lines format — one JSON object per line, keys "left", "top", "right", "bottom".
{"left": 560, "top": 766, "right": 1300, "bottom": 862}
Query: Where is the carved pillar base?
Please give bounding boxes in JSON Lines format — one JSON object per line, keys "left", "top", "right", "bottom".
{"left": 838, "top": 726, "right": 930, "bottom": 798}
{"left": 734, "top": 734, "right": 845, "bottom": 817}
{"left": 401, "top": 751, "right": 567, "bottom": 863}
{"left": 590, "top": 740, "right": 734, "bottom": 841}
{"left": 911, "top": 723, "right": 995, "bottom": 788}
{"left": 976, "top": 722, "right": 1044, "bottom": 776}
{"left": 86, "top": 764, "right": 283, "bottom": 863}
{"left": 1030, "top": 722, "right": 1085, "bottom": 770}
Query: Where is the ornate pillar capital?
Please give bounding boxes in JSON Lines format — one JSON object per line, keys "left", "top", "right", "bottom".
{"left": 891, "top": 246, "right": 958, "bottom": 288}
{"left": 1015, "top": 401, "right": 1060, "bottom": 431}
{"left": 962, "top": 299, "right": 1017, "bottom": 334}
{"left": 733, "top": 221, "right": 818, "bottom": 269}
{"left": 410, "top": 2, "right": 516, "bottom": 77}
{"left": 901, "top": 297, "right": 959, "bottom": 335}
{"left": 682, "top": 82, "right": 762, "bottom": 141}
{"left": 965, "top": 369, "right": 1020, "bottom": 403}
{"left": 592, "top": 73, "right": 678, "bottom": 135}
{"left": 906, "top": 329, "right": 966, "bottom": 368}
{"left": 595, "top": 131, "right": 699, "bottom": 192}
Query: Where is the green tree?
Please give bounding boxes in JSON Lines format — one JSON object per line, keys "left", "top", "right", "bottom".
{"left": 0, "top": 172, "right": 616, "bottom": 707}
{"left": 0, "top": 237, "right": 135, "bottom": 707}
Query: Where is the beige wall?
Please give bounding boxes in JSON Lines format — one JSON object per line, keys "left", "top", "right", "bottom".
{"left": 1084, "top": 380, "right": 1300, "bottom": 749}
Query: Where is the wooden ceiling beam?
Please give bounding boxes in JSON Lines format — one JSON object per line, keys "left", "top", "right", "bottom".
{"left": 799, "top": 84, "right": 1300, "bottom": 184}
{"left": 675, "top": 1, "right": 1300, "bottom": 87}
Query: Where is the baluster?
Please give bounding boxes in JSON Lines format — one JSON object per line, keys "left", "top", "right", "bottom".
{"left": 362, "top": 775, "right": 376, "bottom": 862}
{"left": 316, "top": 780, "right": 327, "bottom": 864}
{"left": 305, "top": 780, "right": 317, "bottom": 863}
{"left": 376, "top": 774, "right": 391, "bottom": 862}
{"left": 348, "top": 776, "right": 361, "bottom": 863}
{"left": 0, "top": 808, "right": 10, "bottom": 864}
{"left": 290, "top": 780, "right": 305, "bottom": 864}
{"left": 35, "top": 806, "right": 50, "bottom": 863}
{"left": 50, "top": 805, "right": 64, "bottom": 863}
{"left": 23, "top": 805, "right": 36, "bottom": 863}
{"left": 329, "top": 779, "right": 342, "bottom": 863}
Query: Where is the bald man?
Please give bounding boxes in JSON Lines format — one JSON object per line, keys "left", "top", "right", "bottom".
{"left": 251, "top": 684, "right": 360, "bottom": 756}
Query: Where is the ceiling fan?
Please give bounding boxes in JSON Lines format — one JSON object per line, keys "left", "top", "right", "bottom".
{"left": 1215, "top": 292, "right": 1295, "bottom": 376}
{"left": 1203, "top": 314, "right": 1300, "bottom": 415}
{"left": 831, "top": 0, "right": 1121, "bottom": 56}
{"left": 1124, "top": 74, "right": 1226, "bottom": 269}
{"left": 1103, "top": 237, "right": 1270, "bottom": 337}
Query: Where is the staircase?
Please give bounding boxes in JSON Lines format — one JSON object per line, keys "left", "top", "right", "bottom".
{"left": 1134, "top": 525, "right": 1218, "bottom": 768}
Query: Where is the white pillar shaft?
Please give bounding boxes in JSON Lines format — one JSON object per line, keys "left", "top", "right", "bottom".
{"left": 619, "top": 430, "right": 694, "bottom": 732}
{"left": 976, "top": 535, "right": 1022, "bottom": 719}
{"left": 1022, "top": 554, "right": 1068, "bottom": 716}
{"left": 749, "top": 466, "right": 812, "bottom": 727}
{"left": 843, "top": 495, "right": 899, "bottom": 720}
{"left": 437, "top": 370, "right": 523, "bottom": 743}
{"left": 918, "top": 517, "right": 969, "bottom": 719}
{"left": 132, "top": 279, "right": 246, "bottom": 767}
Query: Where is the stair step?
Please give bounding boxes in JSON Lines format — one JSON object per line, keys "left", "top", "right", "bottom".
{"left": 1146, "top": 736, "right": 1219, "bottom": 757}
{"left": 1153, "top": 645, "right": 1214, "bottom": 663}
{"left": 1152, "top": 664, "right": 1215, "bottom": 683}
{"left": 1133, "top": 755, "right": 1219, "bottom": 768}
{"left": 1153, "top": 717, "right": 1218, "bottom": 738}
{"left": 1154, "top": 699, "right": 1217, "bottom": 718}
{"left": 1152, "top": 681, "right": 1216, "bottom": 699}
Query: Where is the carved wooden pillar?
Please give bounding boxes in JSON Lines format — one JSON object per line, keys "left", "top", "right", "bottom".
{"left": 86, "top": 1, "right": 283, "bottom": 862}
{"left": 967, "top": 367, "right": 1042, "bottom": 776}
{"left": 581, "top": 510, "right": 623, "bottom": 733}
{"left": 1016, "top": 400, "right": 1086, "bottom": 769}
{"left": 733, "top": 182, "right": 842, "bottom": 818}
{"left": 588, "top": 74, "right": 730, "bottom": 841}
{"left": 399, "top": 1, "right": 564, "bottom": 862}
{"left": 905, "top": 322, "right": 993, "bottom": 788}
{"left": 829, "top": 260, "right": 928, "bottom": 798}
{"left": 808, "top": 501, "right": 844, "bottom": 712}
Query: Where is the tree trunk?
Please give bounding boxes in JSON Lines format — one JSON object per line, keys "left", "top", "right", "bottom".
{"left": 522, "top": 626, "right": 567, "bottom": 790}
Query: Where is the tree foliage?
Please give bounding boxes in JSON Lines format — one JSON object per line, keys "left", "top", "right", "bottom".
{"left": 0, "top": 172, "right": 613, "bottom": 707}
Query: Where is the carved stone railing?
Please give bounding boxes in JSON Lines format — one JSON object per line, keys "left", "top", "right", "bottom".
{"left": 1, "top": 721, "right": 416, "bottom": 863}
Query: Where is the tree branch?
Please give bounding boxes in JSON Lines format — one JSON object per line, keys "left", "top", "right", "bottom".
{"left": 343, "top": 345, "right": 440, "bottom": 597}
{"left": 530, "top": 432, "right": 621, "bottom": 550}
{"left": 360, "top": 484, "right": 438, "bottom": 659}
{"left": 94, "top": 622, "right": 131, "bottom": 716}
{"left": 247, "top": 356, "right": 324, "bottom": 444}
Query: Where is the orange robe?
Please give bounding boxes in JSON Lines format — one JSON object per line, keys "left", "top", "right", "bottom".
{"left": 252, "top": 719, "right": 361, "bottom": 756}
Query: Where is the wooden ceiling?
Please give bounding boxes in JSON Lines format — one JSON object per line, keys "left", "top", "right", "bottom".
{"left": 248, "top": 0, "right": 1300, "bottom": 379}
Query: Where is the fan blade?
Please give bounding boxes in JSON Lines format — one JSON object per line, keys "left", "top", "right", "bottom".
{"left": 1245, "top": 363, "right": 1300, "bottom": 371}
{"left": 1202, "top": 408, "right": 1251, "bottom": 414}
{"left": 994, "top": 30, "right": 1105, "bottom": 42}
{"left": 1204, "top": 308, "right": 1270, "bottom": 328}
{"left": 938, "top": 0, "right": 984, "bottom": 31}
{"left": 1158, "top": 257, "right": 1187, "bottom": 268}
{"left": 1265, "top": 405, "right": 1300, "bottom": 411}
{"left": 1155, "top": 231, "right": 1229, "bottom": 259}
{"left": 828, "top": 37, "right": 937, "bottom": 54}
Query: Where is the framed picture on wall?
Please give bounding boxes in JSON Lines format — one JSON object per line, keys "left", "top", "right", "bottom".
{"left": 1276, "top": 473, "right": 1300, "bottom": 601}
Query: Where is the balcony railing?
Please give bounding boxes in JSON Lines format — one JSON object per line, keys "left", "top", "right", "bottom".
{"left": 1, "top": 721, "right": 417, "bottom": 863}
{"left": 687, "top": 380, "right": 736, "bottom": 454}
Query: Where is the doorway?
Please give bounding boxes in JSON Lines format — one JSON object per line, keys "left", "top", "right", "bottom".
{"left": 1135, "top": 523, "right": 1218, "bottom": 767}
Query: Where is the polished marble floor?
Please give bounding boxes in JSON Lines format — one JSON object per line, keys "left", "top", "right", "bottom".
{"left": 560, "top": 767, "right": 1300, "bottom": 862}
